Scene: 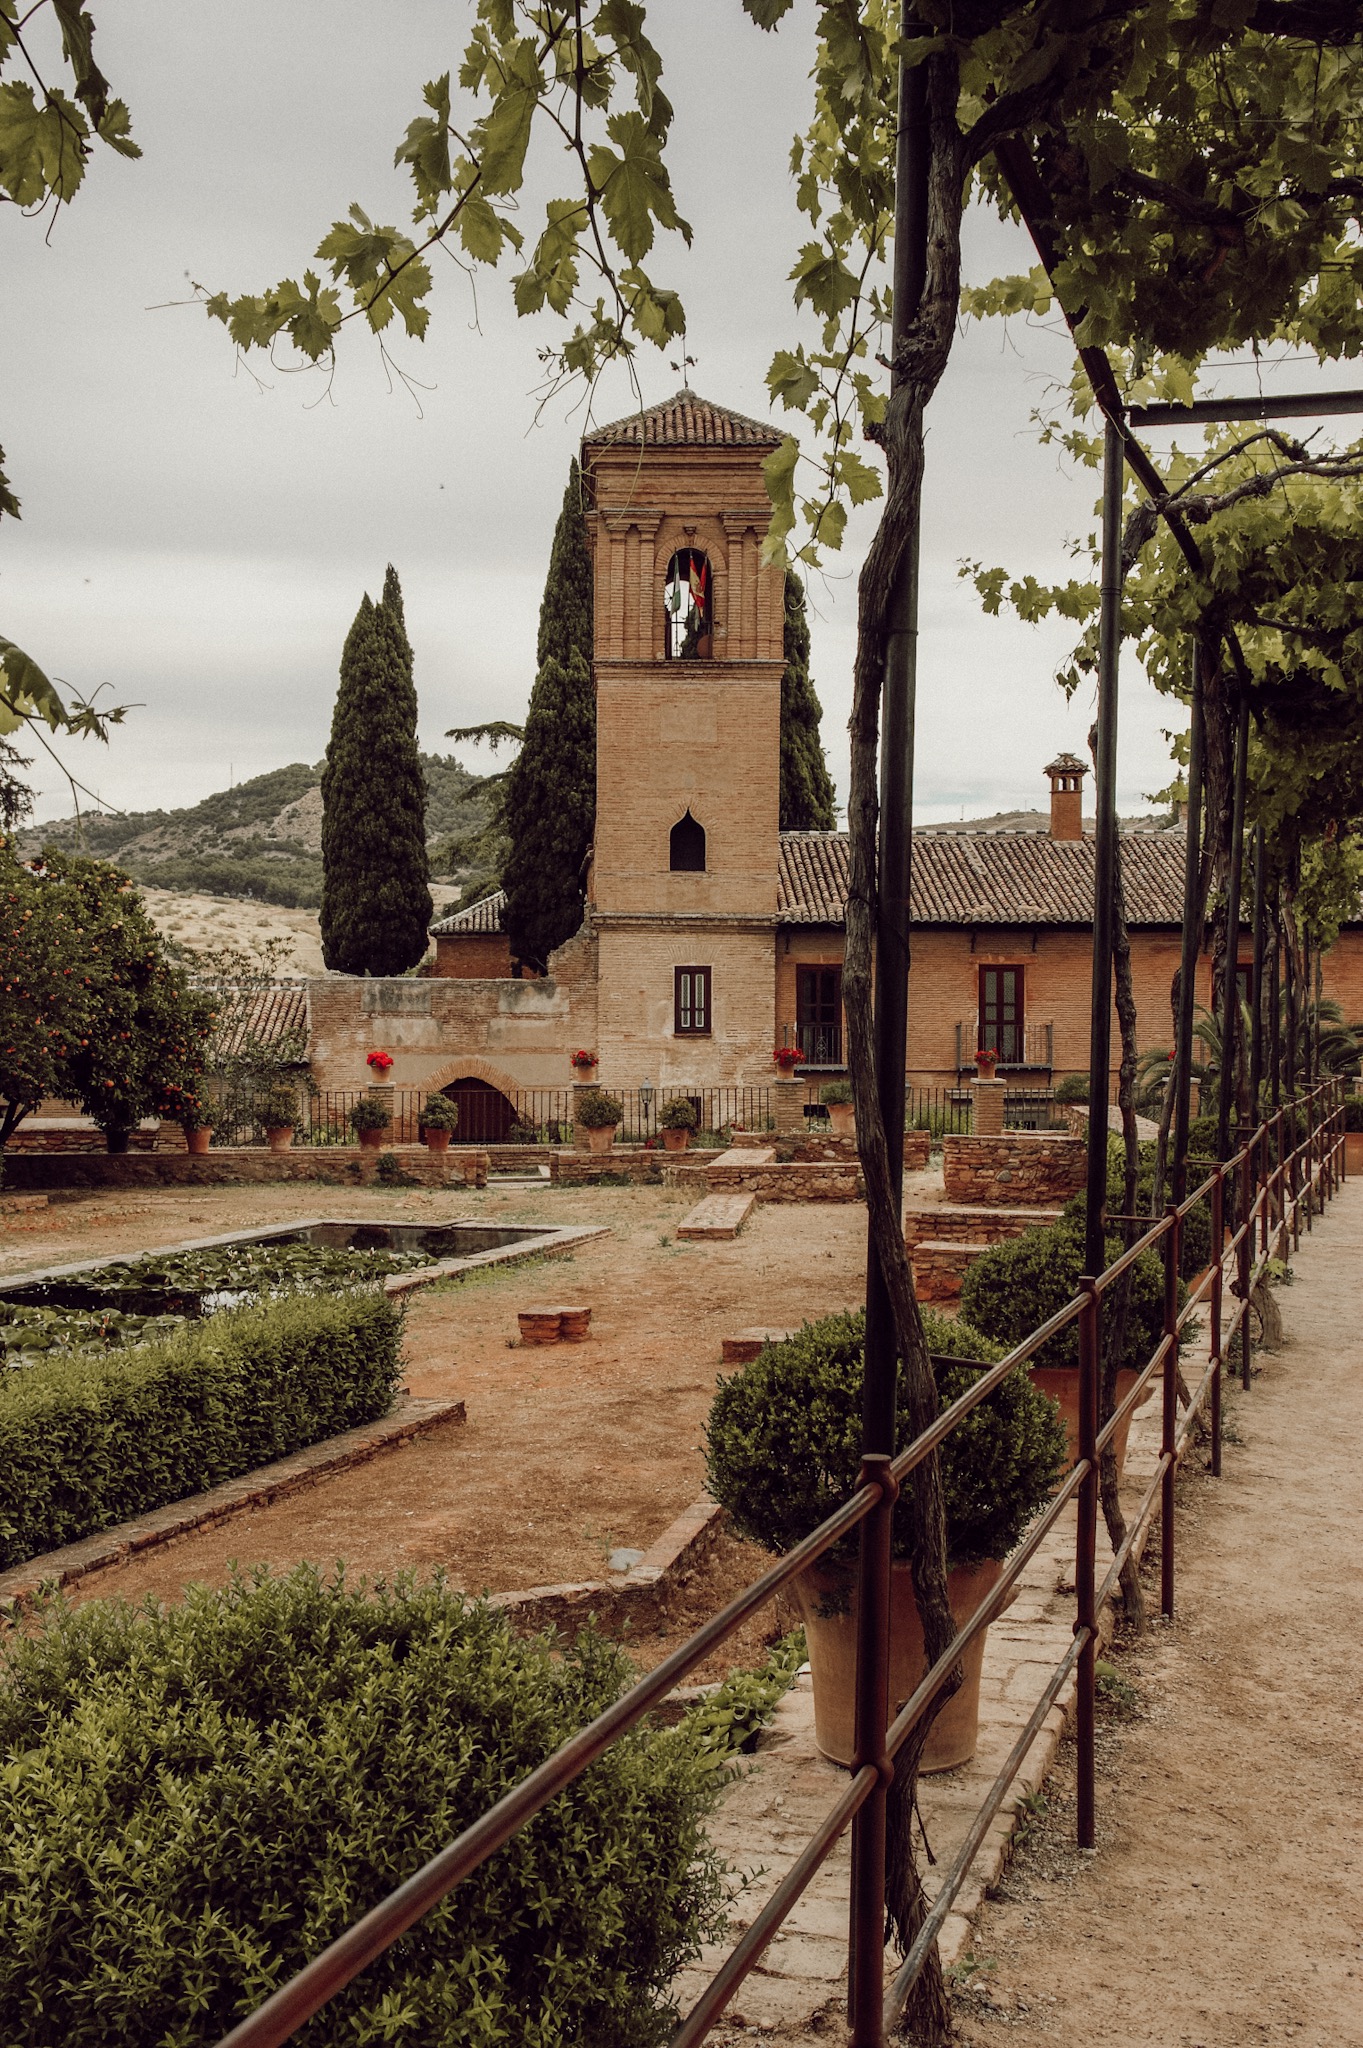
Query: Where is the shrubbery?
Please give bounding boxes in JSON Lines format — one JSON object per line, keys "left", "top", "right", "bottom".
{"left": 1052, "top": 1073, "right": 1089, "bottom": 1104}
{"left": 418, "top": 1092, "right": 460, "bottom": 1131}
{"left": 705, "top": 1308, "right": 1065, "bottom": 1570}
{"left": 960, "top": 1218, "right": 1173, "bottom": 1374}
{"left": 0, "top": 1289, "right": 403, "bottom": 1568}
{"left": 658, "top": 1096, "right": 698, "bottom": 1130}
{"left": 0, "top": 1567, "right": 727, "bottom": 2046}
{"left": 576, "top": 1088, "right": 624, "bottom": 1128}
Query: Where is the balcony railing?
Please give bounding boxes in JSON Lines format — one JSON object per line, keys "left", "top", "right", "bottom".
{"left": 955, "top": 1020, "right": 1054, "bottom": 1072}
{"left": 781, "top": 1022, "right": 844, "bottom": 1067}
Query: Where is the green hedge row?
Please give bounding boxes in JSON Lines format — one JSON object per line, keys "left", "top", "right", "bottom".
{"left": 0, "top": 1289, "right": 403, "bottom": 1570}
{"left": 0, "top": 1567, "right": 726, "bottom": 2046}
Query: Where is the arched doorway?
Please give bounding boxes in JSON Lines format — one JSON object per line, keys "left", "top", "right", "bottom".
{"left": 442, "top": 1076, "right": 517, "bottom": 1143}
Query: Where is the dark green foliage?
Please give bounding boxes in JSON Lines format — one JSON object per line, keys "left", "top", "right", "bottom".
{"left": 705, "top": 1308, "right": 1065, "bottom": 1570}
{"left": 0, "top": 1290, "right": 402, "bottom": 1567}
{"left": 819, "top": 1079, "right": 854, "bottom": 1105}
{"left": 1186, "top": 1114, "right": 1221, "bottom": 1158}
{"left": 1343, "top": 1096, "right": 1363, "bottom": 1131}
{"left": 350, "top": 1096, "right": 391, "bottom": 1132}
{"left": 320, "top": 567, "right": 433, "bottom": 975}
{"left": 0, "top": 1568, "right": 727, "bottom": 2047}
{"left": 576, "top": 1088, "right": 623, "bottom": 1128}
{"left": 778, "top": 572, "right": 836, "bottom": 833}
{"left": 658, "top": 1096, "right": 698, "bottom": 1129}
{"left": 417, "top": 1092, "right": 460, "bottom": 1131}
{"left": 960, "top": 1220, "right": 1174, "bottom": 1374}
{"left": 1053, "top": 1073, "right": 1089, "bottom": 1104}
{"left": 1061, "top": 1137, "right": 1212, "bottom": 1276}
{"left": 501, "top": 462, "right": 596, "bottom": 971}
{"left": 681, "top": 1629, "right": 807, "bottom": 1765}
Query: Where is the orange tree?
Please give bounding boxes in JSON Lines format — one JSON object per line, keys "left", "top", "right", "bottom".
{"left": 0, "top": 842, "right": 213, "bottom": 1156}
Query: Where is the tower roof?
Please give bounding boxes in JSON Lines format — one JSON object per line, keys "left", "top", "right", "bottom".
{"left": 582, "top": 389, "right": 783, "bottom": 450}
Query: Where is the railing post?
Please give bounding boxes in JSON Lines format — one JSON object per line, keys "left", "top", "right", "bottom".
{"left": 1209, "top": 1170, "right": 1223, "bottom": 1479}
{"left": 1161, "top": 1205, "right": 1180, "bottom": 1619}
{"left": 847, "top": 1454, "right": 897, "bottom": 2048}
{"left": 1258, "top": 1125, "right": 1270, "bottom": 1259}
{"left": 1075, "top": 1277, "right": 1099, "bottom": 1851}
{"left": 1237, "top": 1130, "right": 1253, "bottom": 1392}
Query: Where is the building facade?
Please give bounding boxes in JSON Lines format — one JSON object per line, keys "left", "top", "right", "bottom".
{"left": 306, "top": 392, "right": 1363, "bottom": 1114}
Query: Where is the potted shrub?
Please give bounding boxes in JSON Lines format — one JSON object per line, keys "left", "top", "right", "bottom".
{"left": 350, "top": 1096, "right": 392, "bottom": 1151}
{"left": 820, "top": 1078, "right": 855, "bottom": 1138}
{"left": 975, "top": 1045, "right": 998, "bottom": 1080}
{"left": 576, "top": 1087, "right": 624, "bottom": 1154}
{"left": 960, "top": 1211, "right": 1175, "bottom": 1474}
{"left": 258, "top": 1085, "right": 300, "bottom": 1153}
{"left": 418, "top": 1092, "right": 460, "bottom": 1153}
{"left": 706, "top": 1308, "right": 1066, "bottom": 1772}
{"left": 658, "top": 1097, "right": 698, "bottom": 1152}
{"left": 180, "top": 1099, "right": 221, "bottom": 1156}
{"left": 1343, "top": 1092, "right": 1363, "bottom": 1172}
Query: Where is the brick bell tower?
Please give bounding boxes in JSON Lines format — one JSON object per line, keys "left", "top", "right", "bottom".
{"left": 580, "top": 390, "right": 787, "bottom": 1078}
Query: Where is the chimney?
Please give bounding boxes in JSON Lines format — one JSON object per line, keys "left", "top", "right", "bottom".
{"left": 1045, "top": 753, "right": 1088, "bottom": 841}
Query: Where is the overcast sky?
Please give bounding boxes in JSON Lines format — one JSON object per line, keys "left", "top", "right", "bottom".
{"left": 4, "top": 2, "right": 1347, "bottom": 830}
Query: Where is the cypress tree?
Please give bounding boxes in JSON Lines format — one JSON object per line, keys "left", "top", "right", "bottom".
{"left": 501, "top": 460, "right": 596, "bottom": 972}
{"left": 320, "top": 565, "right": 433, "bottom": 975}
{"left": 779, "top": 571, "right": 837, "bottom": 832}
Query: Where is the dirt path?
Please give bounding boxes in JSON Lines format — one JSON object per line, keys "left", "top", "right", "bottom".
{"left": 953, "top": 1182, "right": 1363, "bottom": 2048}
{"left": 16, "top": 1180, "right": 868, "bottom": 1611}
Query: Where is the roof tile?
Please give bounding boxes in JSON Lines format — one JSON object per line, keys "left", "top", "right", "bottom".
{"left": 583, "top": 389, "right": 783, "bottom": 450}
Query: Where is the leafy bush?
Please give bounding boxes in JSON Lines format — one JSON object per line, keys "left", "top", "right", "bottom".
{"left": 1342, "top": 1095, "right": 1363, "bottom": 1131}
{"left": 1052, "top": 1073, "right": 1089, "bottom": 1104}
{"left": 576, "top": 1088, "right": 624, "bottom": 1129}
{"left": 1060, "top": 1136, "right": 1212, "bottom": 1276}
{"left": 705, "top": 1308, "right": 1065, "bottom": 1570}
{"left": 680, "top": 1629, "right": 807, "bottom": 1766}
{"left": 960, "top": 1219, "right": 1174, "bottom": 1374}
{"left": 819, "top": 1079, "right": 854, "bottom": 1106}
{"left": 350, "top": 1096, "right": 391, "bottom": 1133}
{"left": 0, "top": 1289, "right": 403, "bottom": 1568}
{"left": 658, "top": 1096, "right": 698, "bottom": 1129}
{"left": 0, "top": 1568, "right": 727, "bottom": 2047}
{"left": 257, "top": 1085, "right": 300, "bottom": 1129}
{"left": 418, "top": 1092, "right": 460, "bottom": 1131}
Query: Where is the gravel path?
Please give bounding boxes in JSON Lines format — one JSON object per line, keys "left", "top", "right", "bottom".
{"left": 953, "top": 1180, "right": 1363, "bottom": 2048}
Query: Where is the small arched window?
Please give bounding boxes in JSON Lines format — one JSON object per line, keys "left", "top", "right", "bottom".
{"left": 664, "top": 548, "right": 712, "bottom": 659}
{"left": 669, "top": 810, "right": 706, "bottom": 873}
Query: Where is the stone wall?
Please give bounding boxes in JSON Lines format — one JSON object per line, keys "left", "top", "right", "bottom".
{"left": 665, "top": 1159, "right": 862, "bottom": 1202}
{"left": 0, "top": 1147, "right": 491, "bottom": 1192}
{"left": 904, "top": 1202, "right": 1062, "bottom": 1250}
{"left": 942, "top": 1133, "right": 1086, "bottom": 1207}
{"left": 549, "top": 1146, "right": 665, "bottom": 1186}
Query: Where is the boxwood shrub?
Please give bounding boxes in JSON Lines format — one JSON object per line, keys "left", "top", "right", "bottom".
{"left": 959, "top": 1218, "right": 1175, "bottom": 1375}
{"left": 0, "top": 1289, "right": 403, "bottom": 1569}
{"left": 705, "top": 1307, "right": 1065, "bottom": 1571}
{"left": 0, "top": 1567, "right": 727, "bottom": 2047}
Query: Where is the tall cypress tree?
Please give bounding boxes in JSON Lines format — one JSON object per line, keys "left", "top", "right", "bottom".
{"left": 320, "top": 565, "right": 433, "bottom": 975}
{"left": 500, "top": 459, "right": 596, "bottom": 972}
{"left": 779, "top": 571, "right": 837, "bottom": 832}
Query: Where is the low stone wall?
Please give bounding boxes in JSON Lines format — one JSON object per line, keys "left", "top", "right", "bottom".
{"left": 942, "top": 1133, "right": 1085, "bottom": 1207}
{"left": 549, "top": 1146, "right": 665, "bottom": 1186}
{"left": 720, "top": 1130, "right": 929, "bottom": 1170}
{"left": 8, "top": 1123, "right": 158, "bottom": 1153}
{"left": 0, "top": 1146, "right": 491, "bottom": 1191}
{"left": 911, "top": 1240, "right": 989, "bottom": 1303}
{"left": 904, "top": 1202, "right": 1062, "bottom": 1251}
{"left": 665, "top": 1159, "right": 863, "bottom": 1202}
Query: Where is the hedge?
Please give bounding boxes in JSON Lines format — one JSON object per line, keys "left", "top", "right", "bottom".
{"left": 0, "top": 1289, "right": 403, "bottom": 1570}
{"left": 960, "top": 1218, "right": 1173, "bottom": 1374}
{"left": 0, "top": 1567, "right": 727, "bottom": 2046}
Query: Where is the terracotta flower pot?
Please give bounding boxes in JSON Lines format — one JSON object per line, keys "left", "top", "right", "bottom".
{"left": 793, "top": 1557, "right": 1007, "bottom": 1774}
{"left": 1345, "top": 1130, "right": 1363, "bottom": 1173}
{"left": 586, "top": 1123, "right": 616, "bottom": 1154}
{"left": 976, "top": 1054, "right": 998, "bottom": 1080}
{"left": 265, "top": 1126, "right": 294, "bottom": 1153}
{"left": 661, "top": 1126, "right": 691, "bottom": 1153}
{"left": 185, "top": 1127, "right": 212, "bottom": 1156}
{"left": 827, "top": 1102, "right": 855, "bottom": 1138}
{"left": 424, "top": 1128, "right": 452, "bottom": 1155}
{"left": 1028, "top": 1364, "right": 1155, "bottom": 1480}
{"left": 357, "top": 1127, "right": 385, "bottom": 1151}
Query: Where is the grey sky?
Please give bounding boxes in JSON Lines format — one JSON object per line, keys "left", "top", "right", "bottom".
{"left": 3, "top": 1, "right": 1333, "bottom": 830}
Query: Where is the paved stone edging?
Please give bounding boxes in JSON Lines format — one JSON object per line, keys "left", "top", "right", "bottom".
{"left": 0, "top": 1395, "right": 467, "bottom": 1613}
{"left": 489, "top": 1498, "right": 727, "bottom": 1636}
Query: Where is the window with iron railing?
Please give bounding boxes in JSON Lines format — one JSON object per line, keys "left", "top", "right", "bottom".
{"left": 795, "top": 964, "right": 843, "bottom": 1066}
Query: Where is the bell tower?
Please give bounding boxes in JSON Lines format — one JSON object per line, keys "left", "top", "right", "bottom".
{"left": 580, "top": 390, "right": 787, "bottom": 1080}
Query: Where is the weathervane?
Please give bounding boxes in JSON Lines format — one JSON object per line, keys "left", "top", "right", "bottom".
{"left": 670, "top": 325, "right": 696, "bottom": 388}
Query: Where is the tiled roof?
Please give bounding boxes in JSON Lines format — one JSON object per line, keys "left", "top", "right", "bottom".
{"left": 430, "top": 889, "right": 506, "bottom": 936}
{"left": 583, "top": 389, "right": 783, "bottom": 450}
{"left": 201, "top": 982, "right": 309, "bottom": 1060}
{"left": 778, "top": 830, "right": 1198, "bottom": 928}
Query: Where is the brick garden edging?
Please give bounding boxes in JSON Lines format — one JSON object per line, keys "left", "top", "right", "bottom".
{"left": 488, "top": 1498, "right": 727, "bottom": 1637}
{"left": 0, "top": 1395, "right": 467, "bottom": 1614}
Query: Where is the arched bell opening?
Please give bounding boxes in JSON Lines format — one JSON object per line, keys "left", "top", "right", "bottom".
{"left": 669, "top": 810, "right": 706, "bottom": 873}
{"left": 664, "top": 548, "right": 713, "bottom": 659}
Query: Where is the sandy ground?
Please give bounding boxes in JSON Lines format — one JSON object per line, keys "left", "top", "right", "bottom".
{"left": 952, "top": 1184, "right": 1363, "bottom": 2048}
{"left": 138, "top": 885, "right": 463, "bottom": 975}
{"left": 2, "top": 1179, "right": 865, "bottom": 1629}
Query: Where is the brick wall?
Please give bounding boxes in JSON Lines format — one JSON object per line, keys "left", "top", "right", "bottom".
{"left": 942, "top": 1133, "right": 1086, "bottom": 1206}
{"left": 432, "top": 933, "right": 518, "bottom": 978}
{"left": 549, "top": 1146, "right": 665, "bottom": 1185}
{"left": 665, "top": 1160, "right": 862, "bottom": 1202}
{"left": 594, "top": 921, "right": 777, "bottom": 1088}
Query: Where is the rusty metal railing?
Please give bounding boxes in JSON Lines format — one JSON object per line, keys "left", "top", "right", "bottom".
{"left": 211, "top": 1078, "right": 1344, "bottom": 2048}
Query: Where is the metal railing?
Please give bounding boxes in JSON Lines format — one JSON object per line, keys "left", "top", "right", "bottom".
{"left": 209, "top": 1077, "right": 1344, "bottom": 2048}
{"left": 198, "top": 1083, "right": 777, "bottom": 1149}
{"left": 954, "top": 1020, "right": 1055, "bottom": 1072}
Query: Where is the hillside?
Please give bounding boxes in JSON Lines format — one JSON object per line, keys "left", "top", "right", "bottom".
{"left": 21, "top": 755, "right": 492, "bottom": 909}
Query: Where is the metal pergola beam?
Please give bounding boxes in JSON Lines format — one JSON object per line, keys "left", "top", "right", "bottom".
{"left": 1130, "top": 389, "right": 1363, "bottom": 426}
